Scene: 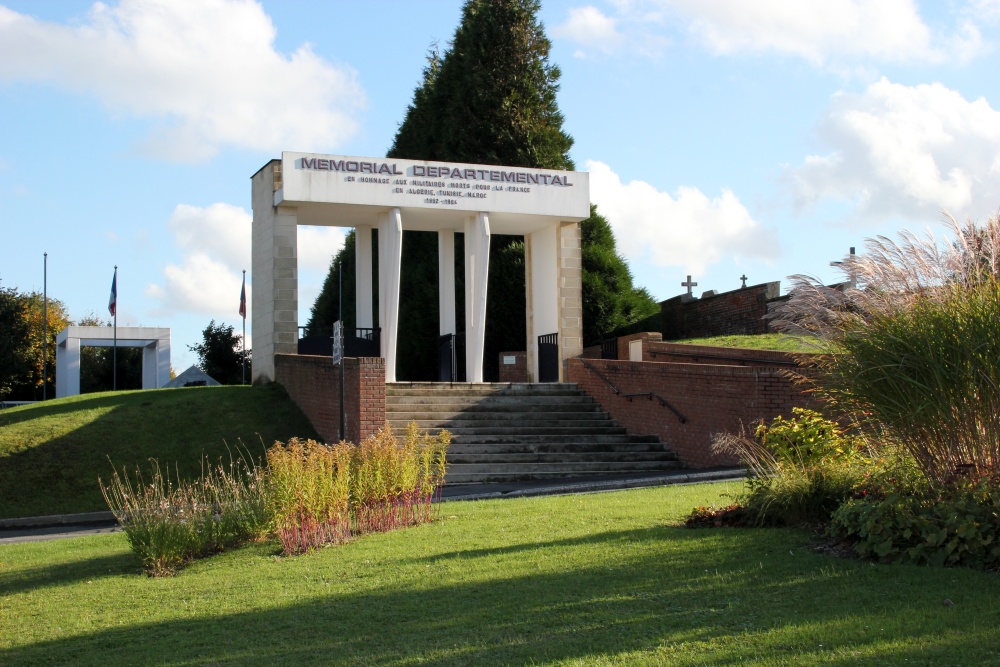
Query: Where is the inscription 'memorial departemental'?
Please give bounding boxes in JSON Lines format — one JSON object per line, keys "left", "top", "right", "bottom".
{"left": 297, "top": 156, "right": 574, "bottom": 206}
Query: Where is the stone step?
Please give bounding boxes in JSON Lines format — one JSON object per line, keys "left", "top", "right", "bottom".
{"left": 387, "top": 382, "right": 581, "bottom": 397}
{"left": 386, "top": 410, "right": 610, "bottom": 422}
{"left": 447, "top": 451, "right": 679, "bottom": 464}
{"left": 386, "top": 398, "right": 600, "bottom": 410}
{"left": 445, "top": 441, "right": 672, "bottom": 455}
{"left": 445, "top": 460, "right": 685, "bottom": 477}
{"left": 388, "top": 417, "right": 619, "bottom": 431}
{"left": 393, "top": 425, "right": 629, "bottom": 436}
{"left": 386, "top": 399, "right": 602, "bottom": 411}
{"left": 404, "top": 432, "right": 661, "bottom": 445}
{"left": 383, "top": 382, "right": 683, "bottom": 484}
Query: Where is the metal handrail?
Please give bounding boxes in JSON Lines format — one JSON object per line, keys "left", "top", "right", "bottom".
{"left": 579, "top": 359, "right": 688, "bottom": 423}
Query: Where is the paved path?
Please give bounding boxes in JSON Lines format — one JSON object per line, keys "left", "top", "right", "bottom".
{"left": 1, "top": 468, "right": 744, "bottom": 545}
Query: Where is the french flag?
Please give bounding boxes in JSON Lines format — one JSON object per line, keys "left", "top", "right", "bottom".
{"left": 108, "top": 269, "right": 117, "bottom": 317}
{"left": 239, "top": 275, "right": 246, "bottom": 319}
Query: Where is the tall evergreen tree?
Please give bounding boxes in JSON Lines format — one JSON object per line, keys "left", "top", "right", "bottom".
{"left": 308, "top": 0, "right": 656, "bottom": 379}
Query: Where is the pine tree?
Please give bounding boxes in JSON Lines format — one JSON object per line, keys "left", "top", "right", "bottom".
{"left": 308, "top": 0, "right": 656, "bottom": 378}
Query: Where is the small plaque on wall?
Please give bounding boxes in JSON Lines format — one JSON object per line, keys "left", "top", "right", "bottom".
{"left": 503, "top": 355, "right": 516, "bottom": 365}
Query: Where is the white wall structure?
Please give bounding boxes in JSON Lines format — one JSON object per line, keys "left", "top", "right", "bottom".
{"left": 251, "top": 152, "right": 590, "bottom": 384}
{"left": 55, "top": 326, "right": 171, "bottom": 397}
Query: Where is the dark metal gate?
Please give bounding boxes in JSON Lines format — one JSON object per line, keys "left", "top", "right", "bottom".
{"left": 438, "top": 332, "right": 466, "bottom": 382}
{"left": 538, "top": 332, "right": 559, "bottom": 383}
{"left": 600, "top": 338, "right": 618, "bottom": 359}
{"left": 345, "top": 327, "right": 380, "bottom": 357}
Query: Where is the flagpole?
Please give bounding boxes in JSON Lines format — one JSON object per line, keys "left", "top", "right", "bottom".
{"left": 112, "top": 265, "right": 117, "bottom": 392}
{"left": 43, "top": 253, "right": 48, "bottom": 401}
{"left": 241, "top": 269, "right": 246, "bottom": 385}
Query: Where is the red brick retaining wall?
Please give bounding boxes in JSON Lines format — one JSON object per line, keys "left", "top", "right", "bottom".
{"left": 498, "top": 351, "right": 528, "bottom": 383}
{"left": 661, "top": 282, "right": 780, "bottom": 340}
{"left": 567, "top": 357, "right": 813, "bottom": 468}
{"left": 274, "top": 354, "right": 385, "bottom": 444}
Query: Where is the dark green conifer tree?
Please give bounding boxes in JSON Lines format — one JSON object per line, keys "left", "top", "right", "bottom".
{"left": 308, "top": 0, "right": 656, "bottom": 378}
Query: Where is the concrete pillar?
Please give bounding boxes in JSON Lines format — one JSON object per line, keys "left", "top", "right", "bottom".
{"left": 142, "top": 344, "right": 158, "bottom": 390}
{"left": 251, "top": 161, "right": 298, "bottom": 384}
{"left": 438, "top": 230, "right": 456, "bottom": 336}
{"left": 558, "top": 221, "right": 584, "bottom": 380}
{"left": 526, "top": 224, "right": 559, "bottom": 382}
{"left": 378, "top": 208, "right": 403, "bottom": 382}
{"left": 355, "top": 226, "right": 374, "bottom": 331}
{"left": 464, "top": 212, "right": 490, "bottom": 382}
{"left": 56, "top": 336, "right": 80, "bottom": 398}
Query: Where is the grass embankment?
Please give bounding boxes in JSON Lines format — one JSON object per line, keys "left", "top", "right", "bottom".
{"left": 2, "top": 482, "right": 997, "bottom": 665}
{"left": 0, "top": 386, "right": 318, "bottom": 519}
{"left": 673, "top": 333, "right": 831, "bottom": 353}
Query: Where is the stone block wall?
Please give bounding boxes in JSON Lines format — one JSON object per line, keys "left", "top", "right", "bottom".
{"left": 567, "top": 356, "right": 813, "bottom": 468}
{"left": 274, "top": 354, "right": 385, "bottom": 444}
{"left": 661, "top": 281, "right": 781, "bottom": 340}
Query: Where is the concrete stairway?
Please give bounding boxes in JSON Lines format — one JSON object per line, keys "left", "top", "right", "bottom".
{"left": 386, "top": 382, "right": 684, "bottom": 484}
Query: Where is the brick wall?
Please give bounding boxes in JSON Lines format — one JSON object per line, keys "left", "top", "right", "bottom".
{"left": 274, "top": 354, "right": 385, "bottom": 444}
{"left": 498, "top": 351, "right": 528, "bottom": 383}
{"left": 661, "top": 282, "right": 780, "bottom": 340}
{"left": 643, "top": 340, "right": 799, "bottom": 366}
{"left": 567, "top": 357, "right": 813, "bottom": 468}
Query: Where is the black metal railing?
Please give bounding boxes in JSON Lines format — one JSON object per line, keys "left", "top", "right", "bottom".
{"left": 600, "top": 338, "right": 618, "bottom": 360}
{"left": 345, "top": 327, "right": 380, "bottom": 358}
{"left": 437, "top": 332, "right": 467, "bottom": 382}
{"left": 579, "top": 358, "right": 688, "bottom": 424}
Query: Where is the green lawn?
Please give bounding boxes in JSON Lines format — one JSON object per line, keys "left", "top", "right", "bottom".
{"left": 673, "top": 333, "right": 832, "bottom": 353}
{"left": 0, "top": 386, "right": 317, "bottom": 519}
{"left": 2, "top": 482, "right": 997, "bottom": 666}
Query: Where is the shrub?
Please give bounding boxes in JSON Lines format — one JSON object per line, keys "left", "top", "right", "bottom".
{"left": 265, "top": 424, "right": 450, "bottom": 554}
{"left": 100, "top": 454, "right": 268, "bottom": 576}
{"left": 350, "top": 423, "right": 449, "bottom": 535}
{"left": 831, "top": 480, "right": 1000, "bottom": 570}
{"left": 772, "top": 212, "right": 1000, "bottom": 483}
{"left": 708, "top": 410, "right": 868, "bottom": 527}
{"left": 266, "top": 438, "right": 353, "bottom": 555}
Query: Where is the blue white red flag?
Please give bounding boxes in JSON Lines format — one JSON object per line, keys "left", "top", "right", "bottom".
{"left": 108, "top": 269, "right": 117, "bottom": 317}
{"left": 239, "top": 275, "right": 246, "bottom": 319}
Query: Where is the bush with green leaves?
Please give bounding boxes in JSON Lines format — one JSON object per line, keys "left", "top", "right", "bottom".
{"left": 831, "top": 480, "right": 1000, "bottom": 570}
{"left": 708, "top": 409, "right": 868, "bottom": 527}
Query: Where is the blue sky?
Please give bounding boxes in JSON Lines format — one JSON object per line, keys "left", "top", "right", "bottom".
{"left": 1, "top": 0, "right": 999, "bottom": 372}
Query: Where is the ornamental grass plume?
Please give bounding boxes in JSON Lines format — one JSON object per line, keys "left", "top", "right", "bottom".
{"left": 100, "top": 451, "right": 268, "bottom": 576}
{"left": 770, "top": 210, "right": 1000, "bottom": 483}
{"left": 265, "top": 438, "right": 353, "bottom": 555}
{"left": 350, "top": 424, "right": 450, "bottom": 534}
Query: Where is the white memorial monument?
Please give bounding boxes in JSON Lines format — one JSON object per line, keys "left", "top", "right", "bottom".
{"left": 55, "top": 326, "right": 171, "bottom": 396}
{"left": 251, "top": 152, "right": 590, "bottom": 384}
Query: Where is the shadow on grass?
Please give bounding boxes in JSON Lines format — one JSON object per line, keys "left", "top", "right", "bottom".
{"left": 0, "top": 551, "right": 139, "bottom": 597}
{"left": 2, "top": 526, "right": 997, "bottom": 665}
{"left": 0, "top": 385, "right": 317, "bottom": 519}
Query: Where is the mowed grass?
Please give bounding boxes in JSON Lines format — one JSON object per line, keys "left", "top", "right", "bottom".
{"left": 2, "top": 482, "right": 998, "bottom": 666}
{"left": 0, "top": 386, "right": 318, "bottom": 519}
{"left": 673, "top": 333, "right": 832, "bottom": 353}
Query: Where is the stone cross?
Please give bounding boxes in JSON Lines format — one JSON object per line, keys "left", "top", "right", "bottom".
{"left": 829, "top": 247, "right": 857, "bottom": 287}
{"left": 681, "top": 275, "right": 698, "bottom": 296}
{"left": 740, "top": 274, "right": 747, "bottom": 288}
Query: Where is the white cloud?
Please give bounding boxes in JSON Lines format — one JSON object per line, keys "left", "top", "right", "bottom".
{"left": 147, "top": 202, "right": 345, "bottom": 316}
{"left": 587, "top": 160, "right": 777, "bottom": 275}
{"left": 553, "top": 6, "right": 625, "bottom": 56}
{"left": 556, "top": 0, "right": 986, "bottom": 65}
{"left": 0, "top": 0, "right": 364, "bottom": 162}
{"left": 789, "top": 78, "right": 1000, "bottom": 224}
